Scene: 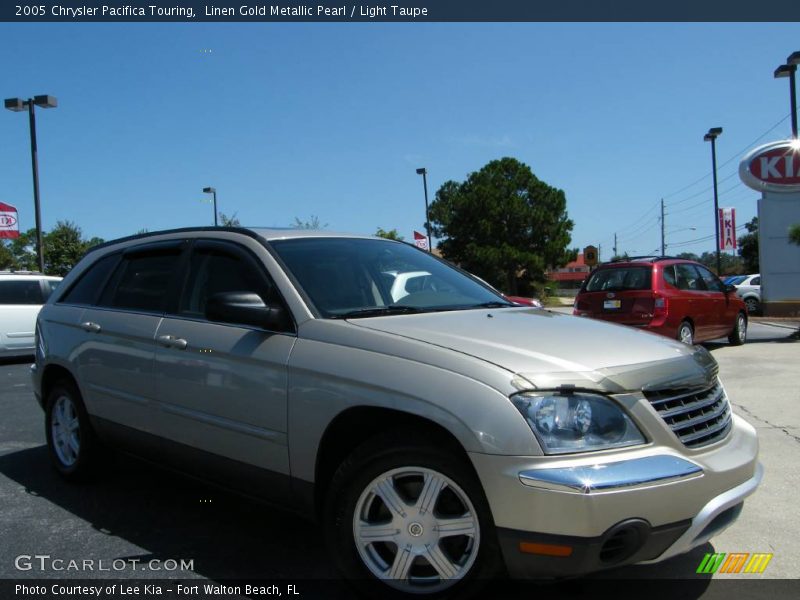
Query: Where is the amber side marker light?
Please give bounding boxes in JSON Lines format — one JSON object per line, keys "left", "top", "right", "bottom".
{"left": 519, "top": 542, "right": 574, "bottom": 557}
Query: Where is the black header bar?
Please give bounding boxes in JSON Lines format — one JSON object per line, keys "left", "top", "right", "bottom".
{"left": 2, "top": 1, "right": 800, "bottom": 22}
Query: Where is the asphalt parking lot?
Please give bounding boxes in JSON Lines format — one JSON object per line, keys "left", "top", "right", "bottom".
{"left": 0, "top": 318, "right": 797, "bottom": 598}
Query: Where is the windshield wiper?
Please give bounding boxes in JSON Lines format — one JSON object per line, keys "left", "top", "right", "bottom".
{"left": 466, "top": 301, "right": 515, "bottom": 309}
{"left": 333, "top": 305, "right": 425, "bottom": 319}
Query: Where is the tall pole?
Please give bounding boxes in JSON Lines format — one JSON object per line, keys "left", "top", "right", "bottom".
{"left": 27, "top": 100, "right": 45, "bottom": 274}
{"left": 613, "top": 233, "right": 617, "bottom": 257}
{"left": 212, "top": 189, "right": 218, "bottom": 227}
{"left": 790, "top": 67, "right": 798, "bottom": 139}
{"left": 660, "top": 199, "right": 665, "bottom": 257}
{"left": 710, "top": 137, "right": 721, "bottom": 274}
{"left": 416, "top": 168, "right": 432, "bottom": 252}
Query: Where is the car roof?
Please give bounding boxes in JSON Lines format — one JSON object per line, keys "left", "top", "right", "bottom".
{"left": 86, "top": 226, "right": 385, "bottom": 255}
{"left": 0, "top": 271, "right": 62, "bottom": 280}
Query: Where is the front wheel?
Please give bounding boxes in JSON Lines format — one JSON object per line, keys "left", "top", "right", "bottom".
{"left": 325, "top": 432, "right": 501, "bottom": 598}
{"left": 744, "top": 297, "right": 760, "bottom": 315}
{"left": 728, "top": 312, "right": 747, "bottom": 346}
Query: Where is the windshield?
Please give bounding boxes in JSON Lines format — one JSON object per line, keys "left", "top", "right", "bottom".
{"left": 270, "top": 237, "right": 510, "bottom": 317}
{"left": 584, "top": 266, "right": 651, "bottom": 292}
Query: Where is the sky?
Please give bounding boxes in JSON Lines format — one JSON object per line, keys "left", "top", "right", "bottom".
{"left": 1, "top": 22, "right": 798, "bottom": 260}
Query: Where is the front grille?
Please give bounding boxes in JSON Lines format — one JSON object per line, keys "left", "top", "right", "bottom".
{"left": 643, "top": 380, "right": 732, "bottom": 448}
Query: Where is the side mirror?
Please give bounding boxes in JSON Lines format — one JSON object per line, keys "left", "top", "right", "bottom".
{"left": 725, "top": 284, "right": 737, "bottom": 294}
{"left": 206, "top": 291, "right": 287, "bottom": 331}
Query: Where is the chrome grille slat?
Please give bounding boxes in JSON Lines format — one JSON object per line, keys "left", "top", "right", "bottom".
{"left": 643, "top": 379, "right": 732, "bottom": 449}
{"left": 678, "top": 413, "right": 732, "bottom": 444}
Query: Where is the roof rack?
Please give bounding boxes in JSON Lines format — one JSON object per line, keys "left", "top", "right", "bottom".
{"left": 610, "top": 256, "right": 680, "bottom": 263}
{"left": 0, "top": 270, "right": 44, "bottom": 275}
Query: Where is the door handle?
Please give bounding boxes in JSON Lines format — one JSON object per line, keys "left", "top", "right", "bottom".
{"left": 157, "top": 334, "right": 188, "bottom": 350}
{"left": 81, "top": 322, "right": 101, "bottom": 333}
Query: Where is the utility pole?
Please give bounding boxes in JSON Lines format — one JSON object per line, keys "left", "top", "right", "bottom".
{"left": 660, "top": 199, "right": 665, "bottom": 257}
{"left": 613, "top": 233, "right": 617, "bottom": 258}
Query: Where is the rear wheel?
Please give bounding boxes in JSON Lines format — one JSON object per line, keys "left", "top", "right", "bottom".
{"left": 45, "top": 380, "right": 101, "bottom": 480}
{"left": 728, "top": 312, "right": 747, "bottom": 346}
{"left": 677, "top": 320, "right": 694, "bottom": 345}
{"left": 324, "top": 431, "right": 501, "bottom": 598}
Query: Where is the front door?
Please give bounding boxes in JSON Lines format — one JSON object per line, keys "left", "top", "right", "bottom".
{"left": 152, "top": 239, "right": 295, "bottom": 502}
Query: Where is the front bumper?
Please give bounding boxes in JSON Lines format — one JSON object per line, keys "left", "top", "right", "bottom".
{"left": 470, "top": 414, "right": 761, "bottom": 578}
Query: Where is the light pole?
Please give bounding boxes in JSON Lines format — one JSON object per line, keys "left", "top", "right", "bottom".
{"left": 203, "top": 187, "right": 217, "bottom": 226}
{"left": 704, "top": 127, "right": 723, "bottom": 275}
{"left": 4, "top": 95, "right": 58, "bottom": 273}
{"left": 415, "top": 168, "right": 432, "bottom": 252}
{"left": 774, "top": 51, "right": 800, "bottom": 139}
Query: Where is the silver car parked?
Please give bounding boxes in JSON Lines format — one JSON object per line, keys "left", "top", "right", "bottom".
{"left": 33, "top": 228, "right": 761, "bottom": 597}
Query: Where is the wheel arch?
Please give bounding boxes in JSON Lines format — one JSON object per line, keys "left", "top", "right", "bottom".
{"left": 313, "top": 406, "right": 478, "bottom": 518}
{"left": 41, "top": 363, "right": 80, "bottom": 403}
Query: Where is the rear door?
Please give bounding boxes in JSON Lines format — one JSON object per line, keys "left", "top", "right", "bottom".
{"left": 673, "top": 263, "right": 715, "bottom": 339}
{"left": 74, "top": 241, "right": 186, "bottom": 437}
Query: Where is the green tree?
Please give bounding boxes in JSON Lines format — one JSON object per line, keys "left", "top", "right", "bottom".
{"left": 219, "top": 212, "right": 241, "bottom": 227}
{"left": 1, "top": 222, "right": 104, "bottom": 276}
{"left": 375, "top": 227, "right": 404, "bottom": 241}
{"left": 737, "top": 217, "right": 759, "bottom": 273}
{"left": 789, "top": 223, "right": 800, "bottom": 246}
{"left": 428, "top": 157, "right": 574, "bottom": 295}
{"left": 292, "top": 215, "right": 327, "bottom": 230}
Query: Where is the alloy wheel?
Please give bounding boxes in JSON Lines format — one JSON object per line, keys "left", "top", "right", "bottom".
{"left": 51, "top": 395, "right": 80, "bottom": 467}
{"left": 352, "top": 466, "right": 480, "bottom": 593}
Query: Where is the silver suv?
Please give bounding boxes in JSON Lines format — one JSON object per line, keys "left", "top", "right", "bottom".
{"left": 33, "top": 228, "right": 761, "bottom": 596}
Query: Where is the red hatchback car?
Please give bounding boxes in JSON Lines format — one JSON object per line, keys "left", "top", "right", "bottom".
{"left": 573, "top": 257, "right": 748, "bottom": 346}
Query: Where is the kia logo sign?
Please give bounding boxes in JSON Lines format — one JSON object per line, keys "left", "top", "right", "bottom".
{"left": 740, "top": 140, "right": 800, "bottom": 192}
{"left": 0, "top": 215, "right": 17, "bottom": 227}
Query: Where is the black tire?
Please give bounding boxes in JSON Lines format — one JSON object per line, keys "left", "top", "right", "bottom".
{"left": 744, "top": 297, "right": 760, "bottom": 315}
{"left": 44, "top": 379, "right": 101, "bottom": 481}
{"left": 728, "top": 312, "right": 748, "bottom": 346}
{"left": 324, "top": 430, "right": 502, "bottom": 599}
{"left": 677, "top": 320, "right": 694, "bottom": 345}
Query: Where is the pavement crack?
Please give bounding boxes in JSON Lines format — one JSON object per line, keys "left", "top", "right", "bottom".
{"left": 733, "top": 402, "right": 800, "bottom": 444}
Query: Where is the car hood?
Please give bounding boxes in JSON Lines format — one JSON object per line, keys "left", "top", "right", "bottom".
{"left": 350, "top": 308, "right": 716, "bottom": 392}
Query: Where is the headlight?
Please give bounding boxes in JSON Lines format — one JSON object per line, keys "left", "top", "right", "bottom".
{"left": 511, "top": 391, "right": 646, "bottom": 454}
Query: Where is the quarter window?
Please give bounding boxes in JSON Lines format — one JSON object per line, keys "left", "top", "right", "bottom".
{"left": 59, "top": 253, "right": 120, "bottom": 305}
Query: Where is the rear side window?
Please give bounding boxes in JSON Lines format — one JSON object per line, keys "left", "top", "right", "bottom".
{"left": 99, "top": 248, "right": 183, "bottom": 313}
{"left": 60, "top": 254, "right": 120, "bottom": 305}
{"left": 0, "top": 280, "right": 44, "bottom": 305}
{"left": 585, "top": 267, "right": 651, "bottom": 292}
{"left": 662, "top": 265, "right": 677, "bottom": 287}
{"left": 41, "top": 280, "right": 61, "bottom": 301}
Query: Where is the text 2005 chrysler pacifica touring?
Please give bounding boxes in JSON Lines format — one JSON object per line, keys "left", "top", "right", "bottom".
{"left": 33, "top": 228, "right": 761, "bottom": 596}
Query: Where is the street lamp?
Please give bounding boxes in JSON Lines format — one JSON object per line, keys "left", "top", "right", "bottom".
{"left": 774, "top": 51, "right": 799, "bottom": 139}
{"left": 415, "top": 168, "right": 432, "bottom": 252}
{"left": 703, "top": 127, "right": 723, "bottom": 274}
{"left": 202, "top": 187, "right": 217, "bottom": 226}
{"left": 4, "top": 95, "right": 58, "bottom": 273}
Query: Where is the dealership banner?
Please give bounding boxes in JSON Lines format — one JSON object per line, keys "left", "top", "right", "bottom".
{"left": 719, "top": 207, "right": 737, "bottom": 251}
{"left": 413, "top": 230, "right": 429, "bottom": 250}
{"left": 2, "top": 1, "right": 799, "bottom": 22}
{"left": 0, "top": 202, "right": 20, "bottom": 239}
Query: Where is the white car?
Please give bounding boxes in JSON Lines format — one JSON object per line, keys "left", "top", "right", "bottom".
{"left": 0, "top": 272, "right": 62, "bottom": 357}
{"left": 735, "top": 273, "right": 761, "bottom": 314}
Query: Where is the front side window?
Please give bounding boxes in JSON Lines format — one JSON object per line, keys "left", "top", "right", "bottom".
{"left": 0, "top": 280, "right": 44, "bottom": 305}
{"left": 584, "top": 267, "right": 651, "bottom": 292}
{"left": 177, "top": 243, "right": 277, "bottom": 319}
{"left": 270, "top": 238, "right": 507, "bottom": 318}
